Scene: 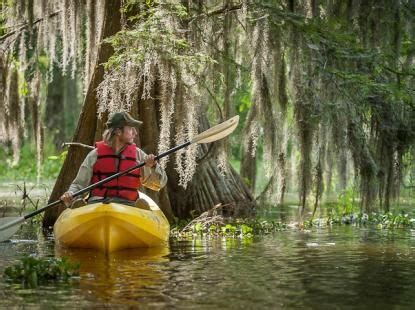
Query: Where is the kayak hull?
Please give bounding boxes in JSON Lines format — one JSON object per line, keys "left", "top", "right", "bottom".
{"left": 54, "top": 193, "right": 170, "bottom": 253}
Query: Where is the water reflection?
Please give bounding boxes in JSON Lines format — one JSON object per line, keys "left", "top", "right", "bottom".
{"left": 55, "top": 246, "right": 170, "bottom": 306}
{"left": 289, "top": 227, "right": 415, "bottom": 308}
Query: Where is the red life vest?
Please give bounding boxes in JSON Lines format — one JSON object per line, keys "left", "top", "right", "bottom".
{"left": 90, "top": 141, "right": 141, "bottom": 201}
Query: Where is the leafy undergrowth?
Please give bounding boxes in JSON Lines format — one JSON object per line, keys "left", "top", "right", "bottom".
{"left": 3, "top": 256, "right": 80, "bottom": 288}
{"left": 170, "top": 203, "right": 287, "bottom": 239}
{"left": 0, "top": 142, "right": 66, "bottom": 181}
{"left": 303, "top": 212, "right": 415, "bottom": 229}
{"left": 302, "top": 188, "right": 415, "bottom": 229}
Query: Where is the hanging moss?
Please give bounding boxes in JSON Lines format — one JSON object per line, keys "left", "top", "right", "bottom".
{"left": 96, "top": 2, "right": 214, "bottom": 187}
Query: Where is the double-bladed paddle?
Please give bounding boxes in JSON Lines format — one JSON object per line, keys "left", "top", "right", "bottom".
{"left": 0, "top": 115, "right": 239, "bottom": 242}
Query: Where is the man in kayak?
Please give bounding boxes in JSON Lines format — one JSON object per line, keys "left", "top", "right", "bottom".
{"left": 60, "top": 111, "right": 167, "bottom": 207}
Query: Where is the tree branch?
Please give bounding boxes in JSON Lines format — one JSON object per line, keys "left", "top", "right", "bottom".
{"left": 0, "top": 10, "right": 61, "bottom": 43}
{"left": 61, "top": 142, "right": 94, "bottom": 150}
{"left": 383, "top": 65, "right": 415, "bottom": 77}
{"left": 189, "top": 4, "right": 242, "bottom": 23}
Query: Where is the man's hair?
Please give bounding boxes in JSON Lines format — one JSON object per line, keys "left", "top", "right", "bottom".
{"left": 103, "top": 127, "right": 120, "bottom": 149}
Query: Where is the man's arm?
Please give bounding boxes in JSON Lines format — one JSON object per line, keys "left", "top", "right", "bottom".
{"left": 137, "top": 148, "right": 168, "bottom": 191}
{"left": 67, "top": 150, "right": 98, "bottom": 194}
{"left": 61, "top": 149, "right": 97, "bottom": 206}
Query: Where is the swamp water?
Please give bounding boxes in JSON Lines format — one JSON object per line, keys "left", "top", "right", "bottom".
{"left": 1, "top": 223, "right": 415, "bottom": 308}
{"left": 1, "top": 183, "right": 415, "bottom": 308}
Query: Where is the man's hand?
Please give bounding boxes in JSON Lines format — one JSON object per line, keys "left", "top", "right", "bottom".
{"left": 60, "top": 191, "right": 74, "bottom": 206}
{"left": 144, "top": 154, "right": 157, "bottom": 168}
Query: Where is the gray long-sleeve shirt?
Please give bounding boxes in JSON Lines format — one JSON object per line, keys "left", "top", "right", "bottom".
{"left": 68, "top": 147, "right": 167, "bottom": 202}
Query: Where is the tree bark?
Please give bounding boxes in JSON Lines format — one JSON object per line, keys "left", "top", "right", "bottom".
{"left": 6, "top": 64, "right": 22, "bottom": 165}
{"left": 45, "top": 64, "right": 65, "bottom": 149}
{"left": 29, "top": 74, "right": 44, "bottom": 183}
{"left": 240, "top": 104, "right": 258, "bottom": 193}
{"left": 0, "top": 55, "right": 6, "bottom": 142}
{"left": 43, "top": 0, "right": 122, "bottom": 228}
{"left": 136, "top": 89, "right": 174, "bottom": 221}
{"left": 167, "top": 114, "right": 255, "bottom": 218}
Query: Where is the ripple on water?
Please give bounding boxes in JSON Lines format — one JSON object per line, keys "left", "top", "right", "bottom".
{"left": 1, "top": 225, "right": 415, "bottom": 308}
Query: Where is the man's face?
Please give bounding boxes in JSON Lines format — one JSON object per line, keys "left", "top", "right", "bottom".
{"left": 119, "top": 126, "right": 137, "bottom": 144}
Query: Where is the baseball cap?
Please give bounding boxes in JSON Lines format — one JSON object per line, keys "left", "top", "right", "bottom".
{"left": 106, "top": 111, "right": 143, "bottom": 128}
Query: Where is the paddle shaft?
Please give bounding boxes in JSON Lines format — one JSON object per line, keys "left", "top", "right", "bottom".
{"left": 23, "top": 140, "right": 192, "bottom": 220}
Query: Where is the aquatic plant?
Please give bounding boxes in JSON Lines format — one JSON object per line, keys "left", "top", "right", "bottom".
{"left": 171, "top": 218, "right": 286, "bottom": 240}
{"left": 3, "top": 255, "right": 80, "bottom": 288}
{"left": 170, "top": 202, "right": 286, "bottom": 239}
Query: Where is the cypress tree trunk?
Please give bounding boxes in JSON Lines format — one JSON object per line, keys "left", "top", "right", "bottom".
{"left": 6, "top": 65, "right": 22, "bottom": 166}
{"left": 240, "top": 106, "right": 258, "bottom": 193}
{"left": 167, "top": 114, "right": 255, "bottom": 218}
{"left": 220, "top": 0, "right": 235, "bottom": 161}
{"left": 223, "top": 0, "right": 234, "bottom": 121}
{"left": 43, "top": 0, "right": 123, "bottom": 228}
{"left": 276, "top": 53, "right": 288, "bottom": 206}
{"left": 0, "top": 55, "right": 6, "bottom": 142}
{"left": 277, "top": 151, "right": 287, "bottom": 205}
{"left": 45, "top": 64, "right": 65, "bottom": 149}
{"left": 136, "top": 88, "right": 174, "bottom": 221}
{"left": 29, "top": 74, "right": 44, "bottom": 183}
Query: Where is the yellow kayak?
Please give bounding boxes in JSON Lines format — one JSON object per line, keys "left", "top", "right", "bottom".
{"left": 54, "top": 192, "right": 170, "bottom": 253}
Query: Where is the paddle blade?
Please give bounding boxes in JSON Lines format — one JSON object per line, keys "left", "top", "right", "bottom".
{"left": 191, "top": 115, "right": 239, "bottom": 144}
{"left": 0, "top": 217, "right": 24, "bottom": 242}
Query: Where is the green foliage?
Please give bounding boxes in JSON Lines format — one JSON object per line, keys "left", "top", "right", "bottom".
{"left": 18, "top": 79, "right": 29, "bottom": 97}
{"left": 331, "top": 187, "right": 359, "bottom": 216}
{"left": 37, "top": 54, "right": 49, "bottom": 74}
{"left": 4, "top": 256, "right": 80, "bottom": 288}
{"left": 0, "top": 0, "right": 12, "bottom": 36}
{"left": 0, "top": 142, "right": 67, "bottom": 181}
{"left": 104, "top": 1, "right": 215, "bottom": 74}
{"left": 44, "top": 150, "right": 67, "bottom": 176}
{"left": 236, "top": 90, "right": 252, "bottom": 113}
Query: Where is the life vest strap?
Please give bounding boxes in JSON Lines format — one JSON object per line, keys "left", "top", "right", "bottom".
{"left": 97, "top": 154, "right": 136, "bottom": 161}
{"left": 93, "top": 171, "right": 140, "bottom": 178}
{"left": 96, "top": 185, "right": 138, "bottom": 192}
